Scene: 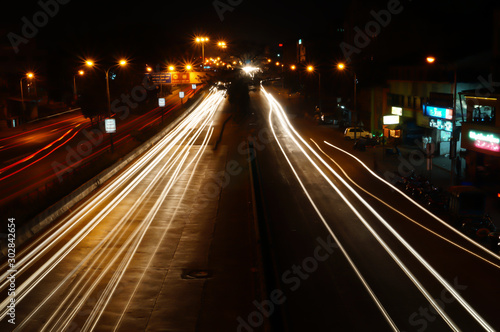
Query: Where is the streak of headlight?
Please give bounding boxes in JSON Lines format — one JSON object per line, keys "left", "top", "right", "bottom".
{"left": 322, "top": 140, "right": 500, "bottom": 263}
{"left": 263, "top": 88, "right": 493, "bottom": 331}
{"left": 265, "top": 88, "right": 399, "bottom": 331}
{"left": 0, "top": 89, "right": 225, "bottom": 323}
{"left": 264, "top": 88, "right": 460, "bottom": 331}
{"left": 7, "top": 90, "right": 220, "bottom": 326}
{"left": 311, "top": 139, "right": 500, "bottom": 269}
{"left": 110, "top": 127, "right": 214, "bottom": 332}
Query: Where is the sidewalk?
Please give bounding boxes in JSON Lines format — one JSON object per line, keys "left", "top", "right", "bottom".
{"left": 369, "top": 142, "right": 500, "bottom": 228}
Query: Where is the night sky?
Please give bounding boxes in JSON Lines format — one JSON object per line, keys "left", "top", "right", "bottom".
{"left": 1, "top": 0, "right": 498, "bottom": 66}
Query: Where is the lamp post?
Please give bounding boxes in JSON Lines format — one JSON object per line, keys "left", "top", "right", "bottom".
{"left": 427, "top": 56, "right": 458, "bottom": 185}
{"left": 307, "top": 65, "right": 321, "bottom": 112}
{"left": 73, "top": 70, "right": 84, "bottom": 100}
{"left": 196, "top": 37, "right": 209, "bottom": 69}
{"left": 85, "top": 59, "right": 127, "bottom": 153}
{"left": 337, "top": 63, "right": 358, "bottom": 140}
{"left": 20, "top": 72, "right": 34, "bottom": 114}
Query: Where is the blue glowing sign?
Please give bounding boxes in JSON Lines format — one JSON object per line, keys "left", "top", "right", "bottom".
{"left": 424, "top": 106, "right": 453, "bottom": 120}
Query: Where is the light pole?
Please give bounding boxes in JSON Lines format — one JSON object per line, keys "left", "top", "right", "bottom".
{"left": 427, "top": 56, "right": 458, "bottom": 185}
{"left": 20, "top": 72, "right": 34, "bottom": 114}
{"left": 307, "top": 65, "right": 321, "bottom": 111}
{"left": 337, "top": 63, "right": 358, "bottom": 139}
{"left": 196, "top": 37, "right": 209, "bottom": 69}
{"left": 85, "top": 59, "right": 127, "bottom": 153}
{"left": 73, "top": 70, "right": 84, "bottom": 100}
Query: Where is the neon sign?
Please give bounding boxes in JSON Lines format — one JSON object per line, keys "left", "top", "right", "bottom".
{"left": 425, "top": 106, "right": 453, "bottom": 120}
{"left": 469, "top": 130, "right": 500, "bottom": 152}
{"left": 429, "top": 119, "right": 452, "bottom": 132}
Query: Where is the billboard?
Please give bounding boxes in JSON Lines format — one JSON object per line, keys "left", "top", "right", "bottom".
{"left": 424, "top": 106, "right": 453, "bottom": 120}
{"left": 150, "top": 72, "right": 208, "bottom": 84}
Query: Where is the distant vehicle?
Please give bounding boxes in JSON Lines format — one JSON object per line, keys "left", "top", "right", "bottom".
{"left": 318, "top": 111, "right": 337, "bottom": 125}
{"left": 344, "top": 127, "right": 373, "bottom": 139}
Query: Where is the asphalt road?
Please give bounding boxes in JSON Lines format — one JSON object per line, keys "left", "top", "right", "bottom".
{"left": 0, "top": 90, "right": 192, "bottom": 207}
{"left": 0, "top": 87, "right": 262, "bottom": 331}
{"left": 251, "top": 85, "right": 500, "bottom": 331}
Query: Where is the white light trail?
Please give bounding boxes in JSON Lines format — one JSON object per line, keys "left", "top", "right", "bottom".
{"left": 262, "top": 86, "right": 494, "bottom": 331}
{"left": 1, "top": 88, "right": 225, "bottom": 328}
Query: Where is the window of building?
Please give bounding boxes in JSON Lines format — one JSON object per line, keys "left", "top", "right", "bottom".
{"left": 472, "top": 105, "right": 495, "bottom": 123}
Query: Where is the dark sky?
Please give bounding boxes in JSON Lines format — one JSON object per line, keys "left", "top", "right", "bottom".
{"left": 2, "top": 0, "right": 347, "bottom": 50}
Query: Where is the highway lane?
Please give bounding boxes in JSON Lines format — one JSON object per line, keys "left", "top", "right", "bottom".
{"left": 253, "top": 85, "right": 499, "bottom": 331}
{"left": 0, "top": 91, "right": 192, "bottom": 206}
{"left": 0, "top": 87, "right": 225, "bottom": 331}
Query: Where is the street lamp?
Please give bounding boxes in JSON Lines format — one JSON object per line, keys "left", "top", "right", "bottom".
{"left": 307, "top": 65, "right": 321, "bottom": 111}
{"left": 185, "top": 64, "right": 193, "bottom": 71}
{"left": 195, "top": 36, "right": 209, "bottom": 68}
{"left": 426, "top": 56, "right": 458, "bottom": 185}
{"left": 168, "top": 65, "right": 175, "bottom": 72}
{"left": 85, "top": 59, "right": 128, "bottom": 153}
{"left": 337, "top": 62, "right": 358, "bottom": 138}
{"left": 217, "top": 41, "right": 227, "bottom": 49}
{"left": 73, "top": 70, "right": 84, "bottom": 100}
{"left": 20, "top": 72, "right": 34, "bottom": 114}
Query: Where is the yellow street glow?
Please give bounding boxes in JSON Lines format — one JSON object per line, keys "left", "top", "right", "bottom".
{"left": 426, "top": 56, "right": 435, "bottom": 64}
{"left": 119, "top": 60, "right": 127, "bottom": 66}
{"left": 337, "top": 63, "right": 345, "bottom": 70}
{"left": 86, "top": 60, "right": 94, "bottom": 67}
{"left": 307, "top": 65, "right": 314, "bottom": 72}
{"left": 26, "top": 72, "right": 34, "bottom": 78}
{"left": 78, "top": 70, "right": 84, "bottom": 75}
{"left": 168, "top": 65, "right": 175, "bottom": 71}
{"left": 186, "top": 64, "right": 192, "bottom": 70}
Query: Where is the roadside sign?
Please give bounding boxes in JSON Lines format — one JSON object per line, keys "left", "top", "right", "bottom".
{"left": 158, "top": 98, "right": 165, "bottom": 107}
{"left": 179, "top": 91, "right": 185, "bottom": 98}
{"left": 104, "top": 118, "right": 116, "bottom": 133}
{"left": 151, "top": 73, "right": 171, "bottom": 84}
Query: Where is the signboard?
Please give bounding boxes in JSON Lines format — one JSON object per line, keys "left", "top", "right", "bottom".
{"left": 150, "top": 72, "right": 207, "bottom": 84}
{"left": 424, "top": 106, "right": 453, "bottom": 120}
{"left": 192, "top": 84, "right": 197, "bottom": 90}
{"left": 461, "top": 123, "right": 500, "bottom": 156}
{"left": 104, "top": 118, "right": 116, "bottom": 134}
{"left": 179, "top": 91, "right": 185, "bottom": 98}
{"left": 158, "top": 98, "right": 165, "bottom": 107}
{"left": 383, "top": 115, "right": 400, "bottom": 125}
{"left": 391, "top": 107, "right": 403, "bottom": 116}
{"left": 151, "top": 73, "right": 171, "bottom": 84}
{"left": 429, "top": 119, "right": 452, "bottom": 132}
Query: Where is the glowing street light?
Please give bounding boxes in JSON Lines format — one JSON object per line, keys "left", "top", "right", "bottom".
{"left": 85, "top": 58, "right": 128, "bottom": 153}
{"left": 426, "top": 56, "right": 436, "bottom": 64}
{"left": 307, "top": 65, "right": 321, "bottom": 109}
{"left": 337, "top": 62, "right": 358, "bottom": 138}
{"left": 195, "top": 36, "right": 209, "bottom": 68}
{"left": 218, "top": 41, "right": 227, "bottom": 49}
{"left": 146, "top": 66, "right": 153, "bottom": 72}
{"left": 20, "top": 72, "right": 35, "bottom": 112}
{"left": 290, "top": 65, "right": 296, "bottom": 70}
{"left": 73, "top": 70, "right": 84, "bottom": 99}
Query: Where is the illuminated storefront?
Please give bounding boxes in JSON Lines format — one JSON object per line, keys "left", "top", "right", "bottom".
{"left": 460, "top": 93, "right": 500, "bottom": 184}
{"left": 423, "top": 105, "right": 457, "bottom": 155}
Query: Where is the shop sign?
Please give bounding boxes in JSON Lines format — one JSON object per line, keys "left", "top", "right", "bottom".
{"left": 391, "top": 107, "right": 402, "bottom": 116}
{"left": 383, "top": 115, "right": 400, "bottom": 125}
{"left": 429, "top": 119, "right": 452, "bottom": 132}
{"left": 424, "top": 106, "right": 453, "bottom": 120}
{"left": 469, "top": 130, "right": 500, "bottom": 152}
{"left": 462, "top": 123, "right": 500, "bottom": 156}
